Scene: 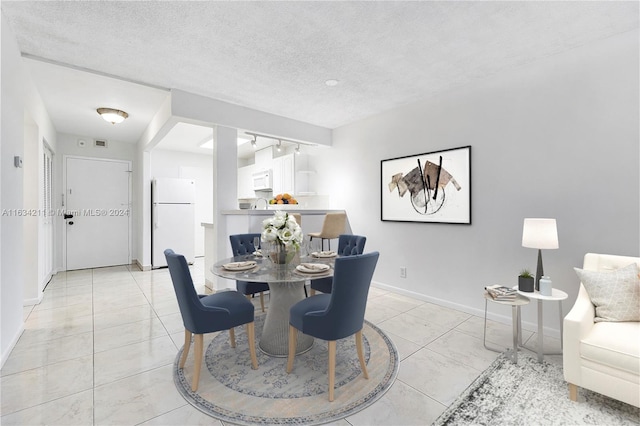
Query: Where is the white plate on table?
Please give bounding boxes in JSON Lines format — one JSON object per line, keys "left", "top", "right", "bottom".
{"left": 223, "top": 261, "right": 257, "bottom": 271}
{"left": 311, "top": 251, "right": 337, "bottom": 258}
{"left": 296, "top": 263, "right": 331, "bottom": 274}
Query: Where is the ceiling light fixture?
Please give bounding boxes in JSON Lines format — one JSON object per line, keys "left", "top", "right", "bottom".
{"left": 244, "top": 131, "right": 314, "bottom": 151}
{"left": 97, "top": 107, "right": 128, "bottom": 124}
{"left": 325, "top": 79, "right": 339, "bottom": 87}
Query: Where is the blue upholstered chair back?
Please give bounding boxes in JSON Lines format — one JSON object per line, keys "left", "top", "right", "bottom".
{"left": 310, "top": 234, "right": 366, "bottom": 294}
{"left": 337, "top": 234, "right": 366, "bottom": 256}
{"left": 230, "top": 233, "right": 261, "bottom": 255}
{"left": 304, "top": 252, "right": 379, "bottom": 340}
{"left": 228, "top": 234, "right": 269, "bottom": 299}
{"left": 164, "top": 249, "right": 228, "bottom": 334}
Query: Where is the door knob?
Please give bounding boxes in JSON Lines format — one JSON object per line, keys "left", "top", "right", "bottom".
{"left": 68, "top": 221, "right": 74, "bottom": 225}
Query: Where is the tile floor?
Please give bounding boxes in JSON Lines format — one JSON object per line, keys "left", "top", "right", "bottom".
{"left": 1, "top": 258, "right": 561, "bottom": 425}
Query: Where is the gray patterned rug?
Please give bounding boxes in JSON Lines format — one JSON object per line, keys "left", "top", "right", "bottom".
{"left": 433, "top": 351, "right": 639, "bottom": 425}
{"left": 173, "top": 315, "right": 399, "bottom": 425}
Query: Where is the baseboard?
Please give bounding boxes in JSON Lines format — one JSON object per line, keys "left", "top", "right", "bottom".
{"left": 23, "top": 292, "right": 44, "bottom": 306}
{"left": 370, "top": 280, "right": 561, "bottom": 339}
{"left": 1, "top": 323, "right": 24, "bottom": 369}
{"left": 133, "top": 259, "right": 151, "bottom": 271}
{"left": 205, "top": 278, "right": 215, "bottom": 291}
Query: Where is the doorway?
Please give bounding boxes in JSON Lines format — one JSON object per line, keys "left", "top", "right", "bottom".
{"left": 64, "top": 156, "right": 131, "bottom": 270}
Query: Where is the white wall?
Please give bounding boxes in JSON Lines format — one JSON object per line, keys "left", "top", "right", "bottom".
{"left": 1, "top": 13, "right": 26, "bottom": 366}
{"left": 315, "top": 30, "right": 640, "bottom": 335}
{"left": 23, "top": 65, "right": 58, "bottom": 302}
{"left": 150, "top": 149, "right": 214, "bottom": 257}
{"left": 1, "top": 14, "right": 60, "bottom": 365}
{"left": 22, "top": 116, "right": 40, "bottom": 303}
{"left": 54, "top": 134, "right": 136, "bottom": 271}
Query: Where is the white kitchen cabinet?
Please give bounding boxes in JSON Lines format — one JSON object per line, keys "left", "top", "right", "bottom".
{"left": 294, "top": 153, "right": 316, "bottom": 195}
{"left": 272, "top": 154, "right": 294, "bottom": 195}
{"left": 237, "top": 164, "right": 255, "bottom": 198}
{"left": 254, "top": 147, "right": 273, "bottom": 171}
{"left": 272, "top": 152, "right": 317, "bottom": 196}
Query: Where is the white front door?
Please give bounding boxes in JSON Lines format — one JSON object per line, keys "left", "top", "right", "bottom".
{"left": 65, "top": 157, "right": 130, "bottom": 270}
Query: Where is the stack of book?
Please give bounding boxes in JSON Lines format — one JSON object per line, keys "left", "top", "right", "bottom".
{"left": 485, "top": 285, "right": 518, "bottom": 301}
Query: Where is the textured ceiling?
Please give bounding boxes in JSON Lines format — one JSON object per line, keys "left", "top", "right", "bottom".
{"left": 2, "top": 1, "right": 638, "bottom": 136}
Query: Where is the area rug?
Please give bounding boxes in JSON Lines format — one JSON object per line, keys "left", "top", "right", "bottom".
{"left": 173, "top": 315, "right": 399, "bottom": 425}
{"left": 433, "top": 351, "right": 639, "bottom": 425}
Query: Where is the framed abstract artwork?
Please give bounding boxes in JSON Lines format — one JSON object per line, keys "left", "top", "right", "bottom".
{"left": 381, "top": 146, "right": 471, "bottom": 224}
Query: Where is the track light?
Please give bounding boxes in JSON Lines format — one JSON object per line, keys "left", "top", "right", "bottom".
{"left": 244, "top": 131, "right": 313, "bottom": 153}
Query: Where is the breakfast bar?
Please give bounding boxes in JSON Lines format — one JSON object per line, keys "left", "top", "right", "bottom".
{"left": 222, "top": 208, "right": 350, "bottom": 237}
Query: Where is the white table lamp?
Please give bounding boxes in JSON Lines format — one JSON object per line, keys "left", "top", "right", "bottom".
{"left": 522, "top": 218, "right": 559, "bottom": 291}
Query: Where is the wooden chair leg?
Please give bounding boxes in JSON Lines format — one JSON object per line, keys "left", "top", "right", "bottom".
{"left": 286, "top": 325, "right": 298, "bottom": 373}
{"left": 229, "top": 327, "right": 236, "bottom": 348}
{"left": 192, "top": 334, "right": 204, "bottom": 392}
{"left": 246, "top": 322, "right": 258, "bottom": 370}
{"left": 180, "top": 329, "right": 191, "bottom": 368}
{"left": 569, "top": 383, "right": 578, "bottom": 401}
{"left": 355, "top": 330, "right": 369, "bottom": 379}
{"left": 328, "top": 340, "right": 336, "bottom": 401}
{"left": 259, "top": 292, "right": 265, "bottom": 312}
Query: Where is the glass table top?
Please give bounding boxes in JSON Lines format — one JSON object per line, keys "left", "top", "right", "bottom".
{"left": 212, "top": 253, "right": 336, "bottom": 283}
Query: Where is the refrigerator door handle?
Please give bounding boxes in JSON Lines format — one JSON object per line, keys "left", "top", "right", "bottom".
{"left": 153, "top": 205, "right": 159, "bottom": 229}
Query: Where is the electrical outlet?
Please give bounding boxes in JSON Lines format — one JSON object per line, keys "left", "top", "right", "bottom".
{"left": 400, "top": 267, "right": 407, "bottom": 278}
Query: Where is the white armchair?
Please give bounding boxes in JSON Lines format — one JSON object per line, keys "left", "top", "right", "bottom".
{"left": 563, "top": 253, "right": 640, "bottom": 408}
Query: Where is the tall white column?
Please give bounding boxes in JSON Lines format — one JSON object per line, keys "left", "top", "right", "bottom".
{"left": 212, "top": 126, "right": 237, "bottom": 291}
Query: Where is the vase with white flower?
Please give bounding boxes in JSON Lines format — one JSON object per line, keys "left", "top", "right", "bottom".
{"left": 261, "top": 211, "right": 303, "bottom": 265}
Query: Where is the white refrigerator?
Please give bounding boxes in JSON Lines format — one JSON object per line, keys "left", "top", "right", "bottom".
{"left": 152, "top": 178, "right": 195, "bottom": 268}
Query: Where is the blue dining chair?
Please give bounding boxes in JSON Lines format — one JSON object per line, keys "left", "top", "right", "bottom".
{"left": 309, "top": 234, "right": 367, "bottom": 296}
{"left": 164, "top": 249, "right": 258, "bottom": 392}
{"left": 229, "top": 233, "right": 270, "bottom": 312}
{"left": 287, "top": 251, "right": 379, "bottom": 401}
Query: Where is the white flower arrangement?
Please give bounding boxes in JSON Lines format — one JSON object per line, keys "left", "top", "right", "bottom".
{"left": 261, "top": 211, "right": 303, "bottom": 248}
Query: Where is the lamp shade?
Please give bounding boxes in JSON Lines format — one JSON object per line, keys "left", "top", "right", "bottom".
{"left": 522, "top": 218, "right": 559, "bottom": 249}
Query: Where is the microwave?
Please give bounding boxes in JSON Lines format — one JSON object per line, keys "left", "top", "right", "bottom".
{"left": 252, "top": 169, "right": 273, "bottom": 191}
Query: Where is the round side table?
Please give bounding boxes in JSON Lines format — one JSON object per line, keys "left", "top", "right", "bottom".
{"left": 513, "top": 286, "right": 568, "bottom": 362}
{"left": 483, "top": 291, "right": 530, "bottom": 364}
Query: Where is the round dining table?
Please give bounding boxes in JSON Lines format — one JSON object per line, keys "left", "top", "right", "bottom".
{"left": 212, "top": 252, "right": 336, "bottom": 357}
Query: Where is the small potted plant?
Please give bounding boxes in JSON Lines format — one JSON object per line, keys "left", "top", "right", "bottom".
{"left": 518, "top": 268, "right": 535, "bottom": 292}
